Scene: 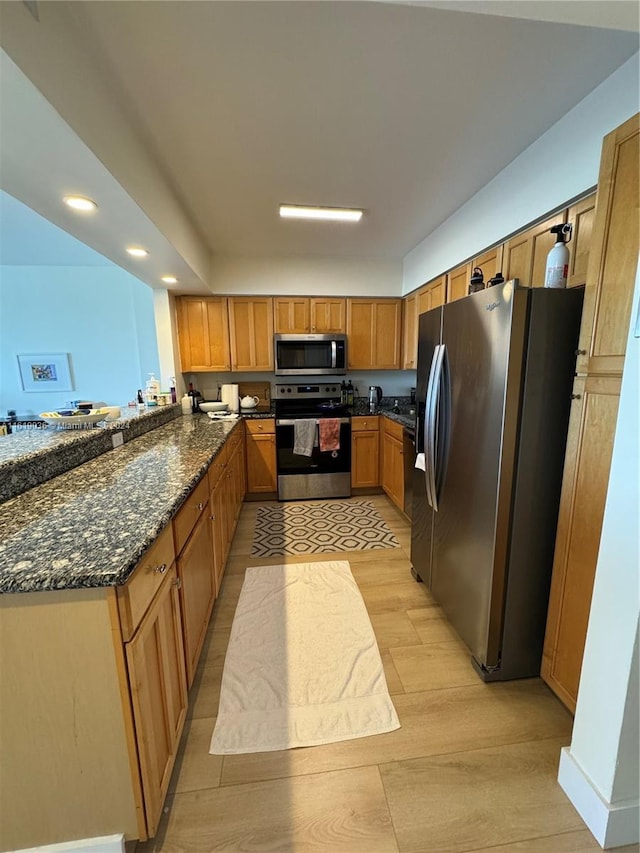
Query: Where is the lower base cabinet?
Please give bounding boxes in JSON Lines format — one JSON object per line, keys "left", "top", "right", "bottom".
{"left": 125, "top": 564, "right": 188, "bottom": 837}
{"left": 245, "top": 419, "right": 277, "bottom": 494}
{"left": 0, "top": 426, "right": 247, "bottom": 851}
{"left": 351, "top": 416, "right": 380, "bottom": 488}
{"left": 381, "top": 418, "right": 405, "bottom": 512}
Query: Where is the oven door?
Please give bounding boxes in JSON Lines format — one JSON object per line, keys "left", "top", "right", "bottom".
{"left": 275, "top": 418, "right": 351, "bottom": 500}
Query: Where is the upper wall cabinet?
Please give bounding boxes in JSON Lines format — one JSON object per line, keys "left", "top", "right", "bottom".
{"left": 347, "top": 298, "right": 402, "bottom": 369}
{"left": 229, "top": 297, "right": 274, "bottom": 372}
{"left": 175, "top": 296, "right": 231, "bottom": 372}
{"left": 566, "top": 193, "right": 596, "bottom": 289}
{"left": 402, "top": 276, "right": 446, "bottom": 369}
{"left": 273, "top": 297, "right": 346, "bottom": 333}
{"left": 503, "top": 212, "right": 566, "bottom": 287}
{"left": 447, "top": 262, "right": 471, "bottom": 303}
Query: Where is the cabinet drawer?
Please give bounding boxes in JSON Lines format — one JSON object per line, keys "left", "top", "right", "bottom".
{"left": 245, "top": 418, "right": 275, "bottom": 435}
{"left": 382, "top": 417, "right": 404, "bottom": 441}
{"left": 117, "top": 523, "right": 176, "bottom": 641}
{"left": 173, "top": 475, "right": 209, "bottom": 555}
{"left": 351, "top": 416, "right": 379, "bottom": 432}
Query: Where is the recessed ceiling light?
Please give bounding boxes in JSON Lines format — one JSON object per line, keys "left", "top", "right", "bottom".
{"left": 126, "top": 246, "right": 149, "bottom": 258}
{"left": 63, "top": 195, "right": 97, "bottom": 212}
{"left": 161, "top": 275, "right": 178, "bottom": 284}
{"left": 279, "top": 204, "right": 363, "bottom": 222}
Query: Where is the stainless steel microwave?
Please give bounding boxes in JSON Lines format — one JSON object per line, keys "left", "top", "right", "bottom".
{"left": 274, "top": 334, "right": 347, "bottom": 376}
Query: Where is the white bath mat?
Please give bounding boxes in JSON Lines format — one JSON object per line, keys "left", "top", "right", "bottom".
{"left": 210, "top": 560, "right": 400, "bottom": 754}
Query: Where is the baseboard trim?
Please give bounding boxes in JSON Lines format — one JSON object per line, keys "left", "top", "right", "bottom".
{"left": 13, "top": 834, "right": 125, "bottom": 853}
{"left": 558, "top": 747, "right": 640, "bottom": 849}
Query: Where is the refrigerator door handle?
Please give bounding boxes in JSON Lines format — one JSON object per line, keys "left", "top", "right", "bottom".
{"left": 428, "top": 344, "right": 446, "bottom": 511}
{"left": 425, "top": 344, "right": 444, "bottom": 510}
{"left": 433, "top": 343, "right": 450, "bottom": 508}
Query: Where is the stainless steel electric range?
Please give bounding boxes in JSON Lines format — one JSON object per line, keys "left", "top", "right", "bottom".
{"left": 274, "top": 382, "right": 352, "bottom": 501}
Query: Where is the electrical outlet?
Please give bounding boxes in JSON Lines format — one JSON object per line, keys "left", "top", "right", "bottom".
{"left": 111, "top": 431, "right": 124, "bottom": 449}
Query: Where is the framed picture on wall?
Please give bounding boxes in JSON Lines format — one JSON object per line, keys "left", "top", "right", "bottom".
{"left": 17, "top": 353, "right": 73, "bottom": 392}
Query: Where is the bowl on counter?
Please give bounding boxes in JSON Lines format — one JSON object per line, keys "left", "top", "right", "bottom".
{"left": 199, "top": 401, "right": 229, "bottom": 413}
{"left": 40, "top": 409, "right": 109, "bottom": 428}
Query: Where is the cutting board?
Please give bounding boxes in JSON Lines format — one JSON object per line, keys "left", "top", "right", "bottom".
{"left": 238, "top": 382, "right": 272, "bottom": 412}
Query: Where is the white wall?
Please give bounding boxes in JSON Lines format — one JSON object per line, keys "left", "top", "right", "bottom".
{"left": 209, "top": 256, "right": 403, "bottom": 297}
{"left": 403, "top": 53, "right": 640, "bottom": 292}
{"left": 0, "top": 266, "right": 160, "bottom": 414}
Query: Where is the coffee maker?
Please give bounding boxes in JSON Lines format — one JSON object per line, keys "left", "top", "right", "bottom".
{"left": 368, "top": 385, "right": 383, "bottom": 413}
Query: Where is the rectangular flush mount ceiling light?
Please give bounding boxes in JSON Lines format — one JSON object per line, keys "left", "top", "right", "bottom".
{"left": 279, "top": 204, "right": 363, "bottom": 222}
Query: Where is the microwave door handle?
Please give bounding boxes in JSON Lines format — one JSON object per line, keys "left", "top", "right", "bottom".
{"left": 331, "top": 340, "right": 337, "bottom": 369}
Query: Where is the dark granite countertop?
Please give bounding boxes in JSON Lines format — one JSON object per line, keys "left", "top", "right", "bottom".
{"left": 0, "top": 414, "right": 240, "bottom": 595}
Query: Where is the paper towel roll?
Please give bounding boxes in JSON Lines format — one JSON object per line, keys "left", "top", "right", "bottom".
{"left": 221, "top": 384, "right": 239, "bottom": 413}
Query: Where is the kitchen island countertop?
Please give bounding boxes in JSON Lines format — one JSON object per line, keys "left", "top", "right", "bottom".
{"left": 0, "top": 414, "right": 239, "bottom": 595}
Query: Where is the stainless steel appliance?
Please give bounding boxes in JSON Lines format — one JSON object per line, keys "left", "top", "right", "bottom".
{"left": 274, "top": 334, "right": 347, "bottom": 376}
{"left": 411, "top": 280, "right": 583, "bottom": 681}
{"left": 368, "top": 385, "right": 383, "bottom": 412}
{"left": 275, "top": 382, "right": 351, "bottom": 500}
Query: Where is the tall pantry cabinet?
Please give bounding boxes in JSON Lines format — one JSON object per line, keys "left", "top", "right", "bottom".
{"left": 541, "top": 113, "right": 639, "bottom": 713}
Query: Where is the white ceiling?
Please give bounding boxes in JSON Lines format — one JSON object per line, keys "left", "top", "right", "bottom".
{"left": 0, "top": 1, "right": 638, "bottom": 285}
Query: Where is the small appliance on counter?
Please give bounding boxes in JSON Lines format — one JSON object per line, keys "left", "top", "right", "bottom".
{"left": 368, "top": 385, "right": 383, "bottom": 413}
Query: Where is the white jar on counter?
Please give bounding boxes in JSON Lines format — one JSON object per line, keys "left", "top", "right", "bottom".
{"left": 181, "top": 394, "right": 192, "bottom": 414}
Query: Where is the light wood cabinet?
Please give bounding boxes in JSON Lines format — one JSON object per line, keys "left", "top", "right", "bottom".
{"left": 311, "top": 297, "right": 346, "bottom": 332}
{"left": 229, "top": 297, "right": 274, "bottom": 371}
{"left": 542, "top": 113, "right": 639, "bottom": 713}
{"left": 245, "top": 419, "right": 277, "bottom": 494}
{"left": 125, "top": 564, "right": 188, "bottom": 837}
{"left": 351, "top": 416, "right": 380, "bottom": 488}
{"left": 346, "top": 298, "right": 402, "bottom": 369}
{"left": 175, "top": 509, "right": 215, "bottom": 687}
{"left": 503, "top": 212, "right": 566, "bottom": 287}
{"left": 447, "top": 262, "right": 471, "bottom": 302}
{"left": 175, "top": 296, "right": 231, "bottom": 372}
{"left": 274, "top": 297, "right": 346, "bottom": 333}
{"left": 472, "top": 245, "right": 504, "bottom": 285}
{"left": 403, "top": 277, "right": 446, "bottom": 369}
{"left": 381, "top": 417, "right": 404, "bottom": 511}
{"left": 566, "top": 193, "right": 596, "bottom": 288}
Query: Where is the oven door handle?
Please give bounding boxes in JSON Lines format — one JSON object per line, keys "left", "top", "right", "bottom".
{"left": 276, "top": 418, "right": 351, "bottom": 426}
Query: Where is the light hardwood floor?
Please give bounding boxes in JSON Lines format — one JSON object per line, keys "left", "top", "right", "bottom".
{"left": 137, "top": 496, "right": 637, "bottom": 853}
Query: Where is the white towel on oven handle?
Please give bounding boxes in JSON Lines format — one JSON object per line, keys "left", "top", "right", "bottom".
{"left": 293, "top": 419, "right": 317, "bottom": 457}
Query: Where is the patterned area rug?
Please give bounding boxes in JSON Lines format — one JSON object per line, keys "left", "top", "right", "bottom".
{"left": 252, "top": 499, "right": 400, "bottom": 557}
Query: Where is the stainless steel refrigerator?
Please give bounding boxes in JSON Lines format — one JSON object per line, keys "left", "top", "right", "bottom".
{"left": 410, "top": 280, "right": 583, "bottom": 681}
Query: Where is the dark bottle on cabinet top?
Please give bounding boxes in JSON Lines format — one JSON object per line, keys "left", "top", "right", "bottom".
{"left": 469, "top": 266, "right": 485, "bottom": 294}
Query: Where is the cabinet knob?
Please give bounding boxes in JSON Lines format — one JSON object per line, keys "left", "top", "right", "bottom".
{"left": 571, "top": 394, "right": 582, "bottom": 400}
{"left": 154, "top": 562, "right": 168, "bottom": 574}
{"left": 575, "top": 349, "right": 587, "bottom": 356}
{"left": 210, "top": 514, "right": 216, "bottom": 521}
{"left": 196, "top": 502, "right": 205, "bottom": 511}
{"left": 173, "top": 577, "right": 182, "bottom": 589}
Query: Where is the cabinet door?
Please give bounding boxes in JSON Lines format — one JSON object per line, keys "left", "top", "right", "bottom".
{"left": 175, "top": 296, "right": 231, "bottom": 372}
{"left": 541, "top": 375, "right": 620, "bottom": 712}
{"left": 566, "top": 194, "right": 596, "bottom": 288}
{"left": 246, "top": 433, "right": 277, "bottom": 493}
{"left": 402, "top": 293, "right": 418, "bottom": 370}
{"left": 351, "top": 430, "right": 380, "bottom": 488}
{"left": 176, "top": 510, "right": 215, "bottom": 686}
{"left": 381, "top": 431, "right": 404, "bottom": 510}
{"left": 347, "top": 298, "right": 402, "bottom": 369}
{"left": 447, "top": 263, "right": 470, "bottom": 302}
{"left": 577, "top": 116, "right": 639, "bottom": 378}
{"left": 210, "top": 476, "right": 226, "bottom": 595}
{"left": 472, "top": 245, "right": 504, "bottom": 285}
{"left": 126, "top": 566, "right": 187, "bottom": 838}
{"left": 229, "top": 297, "right": 274, "bottom": 371}
{"left": 503, "top": 213, "right": 565, "bottom": 287}
{"left": 274, "top": 297, "right": 310, "bottom": 333}
{"left": 311, "top": 298, "right": 346, "bottom": 332}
